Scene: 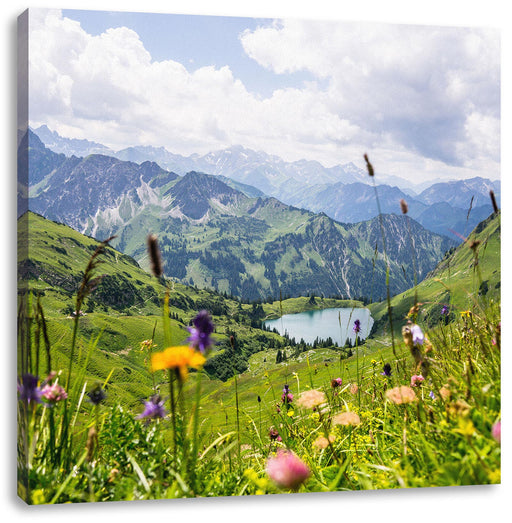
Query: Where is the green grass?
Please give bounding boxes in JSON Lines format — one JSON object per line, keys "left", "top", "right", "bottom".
{"left": 17, "top": 211, "right": 501, "bottom": 504}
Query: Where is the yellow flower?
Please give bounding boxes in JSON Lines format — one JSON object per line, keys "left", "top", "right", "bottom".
{"left": 151, "top": 345, "right": 205, "bottom": 382}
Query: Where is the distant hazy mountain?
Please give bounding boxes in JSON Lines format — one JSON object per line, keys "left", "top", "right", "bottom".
{"left": 416, "top": 177, "right": 501, "bottom": 209}
{"left": 28, "top": 126, "right": 500, "bottom": 242}
{"left": 33, "top": 125, "right": 114, "bottom": 157}
{"left": 23, "top": 134, "right": 455, "bottom": 301}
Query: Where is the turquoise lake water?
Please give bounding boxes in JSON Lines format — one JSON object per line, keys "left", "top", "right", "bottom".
{"left": 263, "top": 307, "right": 374, "bottom": 346}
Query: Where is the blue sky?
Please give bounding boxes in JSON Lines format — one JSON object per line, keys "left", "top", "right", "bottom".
{"left": 27, "top": 8, "right": 500, "bottom": 183}
{"left": 62, "top": 9, "right": 319, "bottom": 98}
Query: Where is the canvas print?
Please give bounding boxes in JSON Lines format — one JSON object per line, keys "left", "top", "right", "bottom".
{"left": 17, "top": 8, "right": 501, "bottom": 504}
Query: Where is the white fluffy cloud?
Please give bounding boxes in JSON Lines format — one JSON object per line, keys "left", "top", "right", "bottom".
{"left": 240, "top": 19, "right": 500, "bottom": 168}
{"left": 27, "top": 9, "right": 500, "bottom": 181}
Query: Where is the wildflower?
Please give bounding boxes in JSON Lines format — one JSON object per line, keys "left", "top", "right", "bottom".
{"left": 87, "top": 383, "right": 107, "bottom": 405}
{"left": 410, "top": 375, "right": 424, "bottom": 387}
{"left": 187, "top": 310, "right": 215, "bottom": 354}
{"left": 269, "top": 428, "right": 282, "bottom": 442}
{"left": 41, "top": 383, "right": 68, "bottom": 404}
{"left": 281, "top": 384, "right": 293, "bottom": 404}
{"left": 429, "top": 391, "right": 436, "bottom": 400}
{"left": 17, "top": 374, "right": 43, "bottom": 404}
{"left": 266, "top": 450, "right": 310, "bottom": 491}
{"left": 151, "top": 345, "right": 206, "bottom": 382}
{"left": 331, "top": 377, "right": 343, "bottom": 388}
{"left": 312, "top": 435, "right": 335, "bottom": 451}
{"left": 381, "top": 363, "right": 392, "bottom": 377}
{"left": 140, "top": 339, "right": 156, "bottom": 351}
{"left": 349, "top": 383, "right": 359, "bottom": 395}
{"left": 385, "top": 386, "right": 417, "bottom": 405}
{"left": 136, "top": 394, "right": 167, "bottom": 423}
{"left": 439, "top": 386, "right": 451, "bottom": 401}
{"left": 411, "top": 324, "right": 424, "bottom": 345}
{"left": 400, "top": 199, "right": 408, "bottom": 214}
{"left": 441, "top": 305, "right": 449, "bottom": 316}
{"left": 492, "top": 420, "right": 501, "bottom": 444}
{"left": 297, "top": 389, "right": 327, "bottom": 409}
{"left": 353, "top": 319, "right": 361, "bottom": 333}
{"left": 332, "top": 411, "right": 361, "bottom": 426}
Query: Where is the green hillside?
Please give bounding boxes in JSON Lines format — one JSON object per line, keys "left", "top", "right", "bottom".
{"left": 17, "top": 211, "right": 359, "bottom": 408}
{"left": 368, "top": 212, "right": 500, "bottom": 334}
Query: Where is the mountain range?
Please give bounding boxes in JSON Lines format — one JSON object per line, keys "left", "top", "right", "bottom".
{"left": 20, "top": 129, "right": 456, "bottom": 302}
{"left": 30, "top": 125, "right": 500, "bottom": 241}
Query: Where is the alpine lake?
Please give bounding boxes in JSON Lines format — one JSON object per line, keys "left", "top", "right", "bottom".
{"left": 263, "top": 307, "right": 374, "bottom": 346}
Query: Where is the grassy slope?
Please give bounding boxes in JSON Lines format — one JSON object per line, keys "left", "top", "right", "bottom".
{"left": 18, "top": 212, "right": 355, "bottom": 410}
{"left": 368, "top": 213, "right": 500, "bottom": 333}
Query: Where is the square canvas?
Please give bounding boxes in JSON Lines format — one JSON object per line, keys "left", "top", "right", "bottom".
{"left": 17, "top": 8, "right": 501, "bottom": 505}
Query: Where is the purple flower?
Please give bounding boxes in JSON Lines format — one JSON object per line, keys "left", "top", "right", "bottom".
{"left": 17, "top": 374, "right": 43, "bottom": 404}
{"left": 87, "top": 384, "right": 106, "bottom": 405}
{"left": 353, "top": 319, "right": 361, "bottom": 333}
{"left": 136, "top": 395, "right": 167, "bottom": 423}
{"left": 429, "top": 390, "right": 436, "bottom": 400}
{"left": 187, "top": 310, "right": 215, "bottom": 353}
{"left": 411, "top": 324, "right": 424, "bottom": 346}
{"left": 381, "top": 363, "right": 392, "bottom": 377}
{"left": 266, "top": 450, "right": 310, "bottom": 491}
{"left": 441, "top": 305, "right": 449, "bottom": 316}
{"left": 281, "top": 384, "right": 293, "bottom": 404}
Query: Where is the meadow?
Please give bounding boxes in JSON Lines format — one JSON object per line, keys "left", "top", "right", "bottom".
{"left": 17, "top": 183, "right": 501, "bottom": 504}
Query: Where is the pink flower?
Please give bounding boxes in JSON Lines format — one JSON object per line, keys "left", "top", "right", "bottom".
{"left": 266, "top": 450, "right": 310, "bottom": 491}
{"left": 410, "top": 375, "right": 425, "bottom": 387}
{"left": 492, "top": 420, "right": 501, "bottom": 444}
{"left": 41, "top": 383, "right": 68, "bottom": 404}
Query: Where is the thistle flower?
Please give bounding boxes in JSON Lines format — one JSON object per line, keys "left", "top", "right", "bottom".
{"left": 297, "top": 389, "right": 327, "bottom": 409}
{"left": 410, "top": 374, "right": 424, "bottom": 387}
{"left": 87, "top": 383, "right": 107, "bottom": 405}
{"left": 385, "top": 385, "right": 417, "bottom": 405}
{"left": 331, "top": 377, "right": 343, "bottom": 388}
{"left": 17, "top": 374, "right": 43, "bottom": 404}
{"left": 136, "top": 394, "right": 167, "bottom": 423}
{"left": 269, "top": 427, "right": 281, "bottom": 441}
{"left": 281, "top": 384, "right": 293, "bottom": 404}
{"left": 41, "top": 383, "right": 68, "bottom": 404}
{"left": 187, "top": 310, "right": 215, "bottom": 354}
{"left": 353, "top": 319, "right": 361, "bottom": 333}
{"left": 332, "top": 411, "right": 361, "bottom": 426}
{"left": 381, "top": 363, "right": 392, "bottom": 377}
{"left": 151, "top": 345, "right": 206, "bottom": 382}
{"left": 266, "top": 450, "right": 310, "bottom": 491}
